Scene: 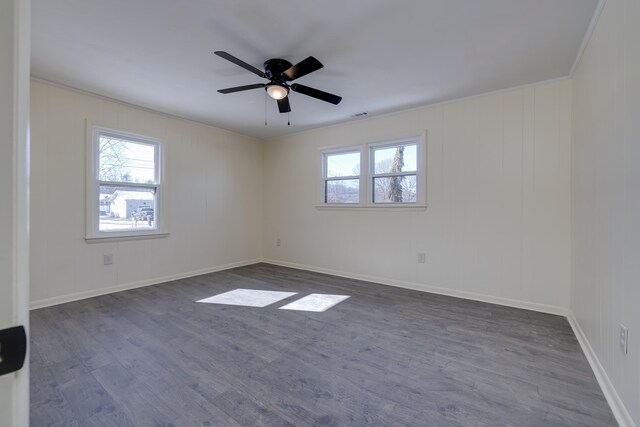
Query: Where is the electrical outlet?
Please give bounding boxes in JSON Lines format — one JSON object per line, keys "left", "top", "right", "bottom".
{"left": 620, "top": 325, "right": 629, "bottom": 354}
{"left": 276, "top": 238, "right": 281, "bottom": 247}
{"left": 103, "top": 254, "right": 113, "bottom": 265}
{"left": 418, "top": 252, "right": 426, "bottom": 263}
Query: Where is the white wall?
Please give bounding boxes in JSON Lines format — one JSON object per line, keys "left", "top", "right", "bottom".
{"left": 571, "top": 0, "right": 640, "bottom": 424}
{"left": 30, "top": 80, "right": 263, "bottom": 307}
{"left": 263, "top": 80, "right": 572, "bottom": 314}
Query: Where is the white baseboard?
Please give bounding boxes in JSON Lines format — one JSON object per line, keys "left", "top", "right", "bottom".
{"left": 261, "top": 258, "right": 567, "bottom": 316}
{"left": 29, "top": 258, "right": 262, "bottom": 310}
{"left": 30, "top": 257, "right": 567, "bottom": 315}
{"left": 567, "top": 311, "right": 636, "bottom": 427}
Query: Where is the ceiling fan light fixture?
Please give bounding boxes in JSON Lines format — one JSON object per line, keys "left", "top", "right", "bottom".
{"left": 266, "top": 83, "right": 289, "bottom": 100}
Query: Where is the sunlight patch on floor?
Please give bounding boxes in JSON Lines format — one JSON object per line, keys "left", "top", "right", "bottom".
{"left": 279, "top": 293, "right": 350, "bottom": 312}
{"left": 197, "top": 289, "right": 350, "bottom": 312}
{"left": 197, "top": 289, "right": 297, "bottom": 307}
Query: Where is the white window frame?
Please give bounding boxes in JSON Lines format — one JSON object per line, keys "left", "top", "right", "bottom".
{"left": 321, "top": 146, "right": 364, "bottom": 205}
{"left": 368, "top": 138, "right": 422, "bottom": 206}
{"left": 318, "top": 132, "right": 427, "bottom": 209}
{"left": 85, "top": 124, "right": 168, "bottom": 241}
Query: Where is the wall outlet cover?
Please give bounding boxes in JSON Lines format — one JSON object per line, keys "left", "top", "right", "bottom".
{"left": 619, "top": 324, "right": 628, "bottom": 354}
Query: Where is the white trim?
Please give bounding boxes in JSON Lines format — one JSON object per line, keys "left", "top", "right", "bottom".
{"left": 315, "top": 204, "right": 427, "bottom": 211}
{"left": 319, "top": 132, "right": 427, "bottom": 208}
{"left": 261, "top": 259, "right": 567, "bottom": 316}
{"left": 30, "top": 77, "right": 260, "bottom": 141}
{"left": 263, "top": 76, "right": 571, "bottom": 142}
{"left": 30, "top": 257, "right": 566, "bottom": 316}
{"left": 33, "top": 76, "right": 572, "bottom": 143}
{"left": 320, "top": 146, "right": 363, "bottom": 205}
{"left": 84, "top": 232, "right": 169, "bottom": 244}
{"left": 33, "top": 77, "right": 572, "bottom": 143}
{"left": 569, "top": 0, "right": 608, "bottom": 77}
{"left": 86, "top": 123, "right": 167, "bottom": 240}
{"left": 29, "top": 259, "right": 262, "bottom": 310}
{"left": 369, "top": 136, "right": 423, "bottom": 205}
{"left": 13, "top": 0, "right": 31, "bottom": 425}
{"left": 367, "top": 136, "right": 421, "bottom": 150}
{"left": 567, "top": 311, "right": 636, "bottom": 427}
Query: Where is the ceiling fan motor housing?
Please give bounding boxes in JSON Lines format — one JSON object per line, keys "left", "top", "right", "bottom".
{"left": 264, "top": 58, "right": 293, "bottom": 81}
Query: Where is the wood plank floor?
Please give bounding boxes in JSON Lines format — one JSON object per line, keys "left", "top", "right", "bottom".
{"left": 30, "top": 263, "right": 616, "bottom": 426}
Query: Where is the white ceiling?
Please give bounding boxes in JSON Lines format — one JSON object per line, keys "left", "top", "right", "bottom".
{"left": 31, "top": 0, "right": 598, "bottom": 139}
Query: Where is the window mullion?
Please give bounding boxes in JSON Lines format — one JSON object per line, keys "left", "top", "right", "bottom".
{"left": 371, "top": 171, "right": 416, "bottom": 179}
{"left": 324, "top": 175, "right": 360, "bottom": 182}
{"left": 98, "top": 180, "right": 158, "bottom": 189}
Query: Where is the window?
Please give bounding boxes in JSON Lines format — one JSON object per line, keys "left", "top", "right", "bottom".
{"left": 86, "top": 126, "right": 165, "bottom": 240}
{"left": 320, "top": 135, "right": 425, "bottom": 208}
{"left": 370, "top": 142, "right": 417, "bottom": 204}
{"left": 323, "top": 149, "right": 361, "bottom": 204}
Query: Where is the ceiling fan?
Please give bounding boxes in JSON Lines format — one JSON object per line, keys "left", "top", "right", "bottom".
{"left": 214, "top": 51, "right": 342, "bottom": 114}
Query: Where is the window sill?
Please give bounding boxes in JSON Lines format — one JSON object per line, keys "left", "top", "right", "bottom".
{"left": 315, "top": 204, "right": 427, "bottom": 212}
{"left": 85, "top": 232, "right": 169, "bottom": 244}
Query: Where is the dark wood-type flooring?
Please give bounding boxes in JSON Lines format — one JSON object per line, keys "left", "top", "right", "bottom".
{"left": 30, "top": 263, "right": 616, "bottom": 426}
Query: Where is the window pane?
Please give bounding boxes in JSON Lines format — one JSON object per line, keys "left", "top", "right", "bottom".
{"left": 373, "top": 144, "right": 417, "bottom": 174}
{"left": 98, "top": 185, "right": 156, "bottom": 232}
{"left": 326, "top": 152, "right": 360, "bottom": 178}
{"left": 325, "top": 179, "right": 359, "bottom": 203}
{"left": 373, "top": 175, "right": 417, "bottom": 203}
{"left": 98, "top": 135, "right": 157, "bottom": 183}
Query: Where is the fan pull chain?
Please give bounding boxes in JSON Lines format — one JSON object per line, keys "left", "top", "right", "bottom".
{"left": 264, "top": 91, "right": 267, "bottom": 126}
{"left": 288, "top": 112, "right": 290, "bottom": 126}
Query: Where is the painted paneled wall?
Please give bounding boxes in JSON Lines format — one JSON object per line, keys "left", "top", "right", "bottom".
{"left": 263, "top": 80, "right": 572, "bottom": 314}
{"left": 571, "top": 0, "right": 640, "bottom": 424}
{"left": 30, "top": 81, "right": 263, "bottom": 307}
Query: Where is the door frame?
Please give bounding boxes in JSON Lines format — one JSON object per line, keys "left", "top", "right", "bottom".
{"left": 0, "top": 0, "right": 31, "bottom": 425}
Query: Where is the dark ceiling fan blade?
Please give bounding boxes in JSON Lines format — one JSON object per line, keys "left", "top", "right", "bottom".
{"left": 218, "top": 83, "right": 265, "bottom": 94}
{"left": 283, "top": 56, "right": 323, "bottom": 81}
{"left": 290, "top": 83, "right": 342, "bottom": 105}
{"left": 277, "top": 97, "right": 291, "bottom": 113}
{"left": 214, "top": 51, "right": 266, "bottom": 78}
